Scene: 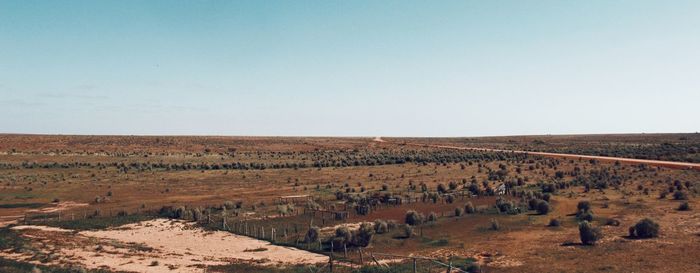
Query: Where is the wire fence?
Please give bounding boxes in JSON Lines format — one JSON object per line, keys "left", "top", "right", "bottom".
{"left": 19, "top": 198, "right": 484, "bottom": 273}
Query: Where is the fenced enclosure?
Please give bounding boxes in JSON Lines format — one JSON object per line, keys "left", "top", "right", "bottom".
{"left": 17, "top": 194, "right": 489, "bottom": 273}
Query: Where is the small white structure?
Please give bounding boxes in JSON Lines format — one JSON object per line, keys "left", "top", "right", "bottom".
{"left": 496, "top": 183, "right": 507, "bottom": 195}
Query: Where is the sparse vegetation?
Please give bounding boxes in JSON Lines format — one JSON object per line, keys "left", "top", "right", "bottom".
{"left": 1, "top": 134, "right": 698, "bottom": 273}
{"left": 578, "top": 221, "right": 602, "bottom": 245}
{"left": 548, "top": 218, "right": 561, "bottom": 227}
{"left": 405, "top": 210, "right": 424, "bottom": 226}
{"left": 629, "top": 218, "right": 660, "bottom": 239}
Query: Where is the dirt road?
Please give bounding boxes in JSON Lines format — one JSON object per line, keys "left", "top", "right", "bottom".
{"left": 374, "top": 137, "right": 700, "bottom": 171}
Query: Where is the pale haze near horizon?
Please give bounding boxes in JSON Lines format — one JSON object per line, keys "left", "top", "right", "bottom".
{"left": 1, "top": 1, "right": 699, "bottom": 137}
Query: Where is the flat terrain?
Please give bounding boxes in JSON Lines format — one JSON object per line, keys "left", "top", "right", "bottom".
{"left": 0, "top": 134, "right": 698, "bottom": 273}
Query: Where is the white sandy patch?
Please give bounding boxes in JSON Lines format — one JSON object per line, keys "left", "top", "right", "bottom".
{"left": 0, "top": 218, "right": 18, "bottom": 228}
{"left": 30, "top": 201, "right": 89, "bottom": 213}
{"left": 11, "top": 225, "right": 73, "bottom": 233}
{"left": 2, "top": 219, "right": 328, "bottom": 273}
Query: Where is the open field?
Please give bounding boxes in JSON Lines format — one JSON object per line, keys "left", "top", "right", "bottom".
{"left": 0, "top": 134, "right": 699, "bottom": 273}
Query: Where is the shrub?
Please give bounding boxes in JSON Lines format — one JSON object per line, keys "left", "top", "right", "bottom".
{"left": 174, "top": 206, "right": 186, "bottom": 219}
{"left": 465, "top": 202, "right": 476, "bottom": 214}
{"left": 405, "top": 210, "right": 424, "bottom": 226}
{"left": 445, "top": 194, "right": 456, "bottom": 204}
{"left": 578, "top": 221, "right": 602, "bottom": 245}
{"left": 577, "top": 200, "right": 591, "bottom": 212}
{"left": 356, "top": 204, "right": 371, "bottom": 215}
{"left": 437, "top": 183, "right": 448, "bottom": 194}
{"left": 536, "top": 200, "right": 550, "bottom": 215}
{"left": 403, "top": 225, "right": 414, "bottom": 238}
{"left": 548, "top": 218, "right": 561, "bottom": 227}
{"left": 678, "top": 202, "right": 690, "bottom": 211}
{"left": 374, "top": 220, "right": 389, "bottom": 234}
{"left": 673, "top": 191, "right": 688, "bottom": 200}
{"left": 629, "top": 218, "right": 659, "bottom": 239}
{"left": 490, "top": 219, "right": 500, "bottom": 230}
{"left": 497, "top": 198, "right": 515, "bottom": 213}
{"left": 455, "top": 207, "right": 464, "bottom": 217}
{"left": 353, "top": 223, "right": 374, "bottom": 247}
{"left": 223, "top": 201, "right": 236, "bottom": 210}
{"left": 528, "top": 198, "right": 539, "bottom": 210}
{"left": 304, "top": 226, "right": 320, "bottom": 243}
{"left": 465, "top": 263, "right": 481, "bottom": 273}
{"left": 542, "top": 193, "right": 551, "bottom": 202}
{"left": 334, "top": 227, "right": 353, "bottom": 245}
{"left": 158, "top": 206, "right": 175, "bottom": 218}
{"left": 449, "top": 181, "right": 458, "bottom": 190}
{"left": 576, "top": 210, "right": 594, "bottom": 222}
{"left": 427, "top": 212, "right": 438, "bottom": 222}
{"left": 386, "top": 220, "right": 398, "bottom": 229}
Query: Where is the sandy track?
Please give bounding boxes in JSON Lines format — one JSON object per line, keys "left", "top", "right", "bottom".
{"left": 0, "top": 201, "right": 89, "bottom": 228}
{"left": 374, "top": 137, "right": 700, "bottom": 170}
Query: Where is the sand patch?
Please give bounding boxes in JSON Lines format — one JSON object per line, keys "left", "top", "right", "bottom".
{"left": 11, "top": 225, "right": 73, "bottom": 233}
{"left": 0, "top": 201, "right": 89, "bottom": 228}
{"left": 2, "top": 219, "right": 328, "bottom": 273}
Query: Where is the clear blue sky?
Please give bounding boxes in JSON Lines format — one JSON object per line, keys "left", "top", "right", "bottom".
{"left": 1, "top": 1, "right": 699, "bottom": 136}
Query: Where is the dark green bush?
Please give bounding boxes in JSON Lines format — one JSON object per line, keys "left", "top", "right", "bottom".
{"left": 629, "top": 218, "right": 659, "bottom": 239}
{"left": 536, "top": 200, "right": 550, "bottom": 215}
{"left": 352, "top": 223, "right": 374, "bottom": 247}
{"left": 576, "top": 210, "right": 594, "bottom": 222}
{"left": 579, "top": 221, "right": 602, "bottom": 245}
{"left": 673, "top": 191, "right": 688, "bottom": 200}
{"left": 374, "top": 219, "right": 389, "bottom": 234}
{"left": 427, "top": 212, "right": 438, "bottom": 222}
{"left": 577, "top": 200, "right": 591, "bottom": 212}
{"left": 465, "top": 202, "right": 476, "bottom": 214}
{"left": 548, "top": 218, "right": 561, "bottom": 227}
{"left": 405, "top": 210, "right": 424, "bottom": 226}
{"left": 403, "top": 225, "right": 414, "bottom": 238}
{"left": 304, "top": 226, "right": 320, "bottom": 243}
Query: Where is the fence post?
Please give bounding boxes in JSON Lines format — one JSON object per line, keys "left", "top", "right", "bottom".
{"left": 413, "top": 258, "right": 417, "bottom": 273}
{"left": 329, "top": 240, "right": 334, "bottom": 273}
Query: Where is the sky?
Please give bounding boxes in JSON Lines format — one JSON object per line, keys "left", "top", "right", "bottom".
{"left": 1, "top": 0, "right": 699, "bottom": 137}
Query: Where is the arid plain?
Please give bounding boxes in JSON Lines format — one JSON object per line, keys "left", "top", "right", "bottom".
{"left": 0, "top": 134, "right": 698, "bottom": 273}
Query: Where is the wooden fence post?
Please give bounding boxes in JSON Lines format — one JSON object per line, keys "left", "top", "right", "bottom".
{"left": 329, "top": 241, "right": 334, "bottom": 273}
